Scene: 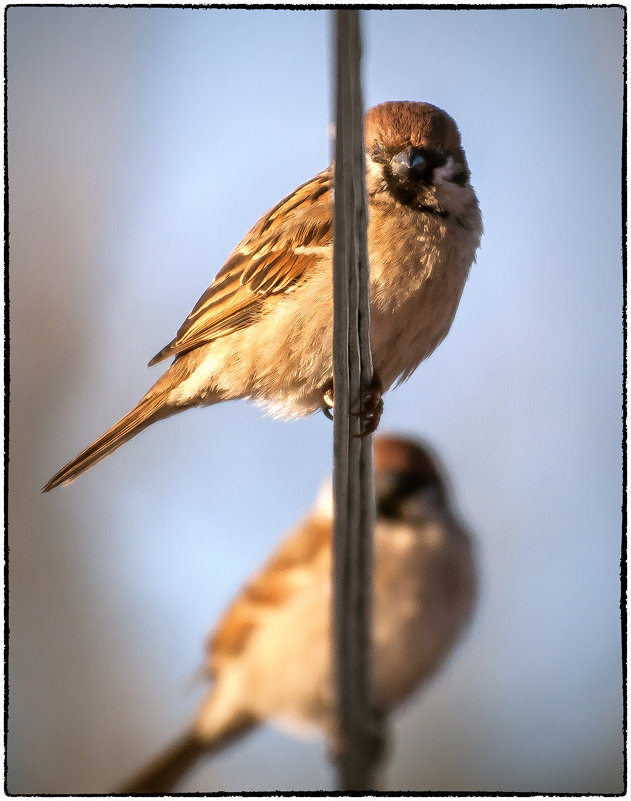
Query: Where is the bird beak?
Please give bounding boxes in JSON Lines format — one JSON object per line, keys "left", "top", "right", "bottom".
{"left": 390, "top": 146, "right": 430, "bottom": 183}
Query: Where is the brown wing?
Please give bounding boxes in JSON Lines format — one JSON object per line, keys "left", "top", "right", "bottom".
{"left": 148, "top": 170, "right": 332, "bottom": 366}
{"left": 206, "top": 515, "right": 331, "bottom": 675}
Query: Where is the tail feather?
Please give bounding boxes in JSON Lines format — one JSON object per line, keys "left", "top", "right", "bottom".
{"left": 43, "top": 396, "right": 173, "bottom": 492}
{"left": 118, "top": 732, "right": 204, "bottom": 794}
{"left": 118, "top": 717, "right": 255, "bottom": 794}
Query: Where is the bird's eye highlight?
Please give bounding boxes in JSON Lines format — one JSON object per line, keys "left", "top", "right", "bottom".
{"left": 433, "top": 147, "right": 448, "bottom": 168}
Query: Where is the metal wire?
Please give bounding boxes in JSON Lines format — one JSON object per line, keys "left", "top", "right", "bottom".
{"left": 331, "top": 8, "right": 380, "bottom": 792}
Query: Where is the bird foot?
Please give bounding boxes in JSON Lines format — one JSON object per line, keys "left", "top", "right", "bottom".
{"left": 320, "top": 375, "right": 383, "bottom": 437}
{"left": 353, "top": 375, "right": 383, "bottom": 437}
{"left": 322, "top": 383, "right": 335, "bottom": 421}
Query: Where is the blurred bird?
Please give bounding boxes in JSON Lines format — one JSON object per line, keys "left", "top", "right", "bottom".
{"left": 118, "top": 435, "right": 477, "bottom": 793}
{"left": 44, "top": 101, "right": 482, "bottom": 491}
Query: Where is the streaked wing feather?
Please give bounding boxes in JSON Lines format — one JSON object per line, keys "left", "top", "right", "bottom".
{"left": 149, "top": 171, "right": 332, "bottom": 365}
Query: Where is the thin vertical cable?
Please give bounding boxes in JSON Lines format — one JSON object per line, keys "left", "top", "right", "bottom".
{"left": 331, "top": 8, "right": 380, "bottom": 792}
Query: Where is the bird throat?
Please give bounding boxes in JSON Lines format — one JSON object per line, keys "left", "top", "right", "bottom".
{"left": 385, "top": 178, "right": 449, "bottom": 219}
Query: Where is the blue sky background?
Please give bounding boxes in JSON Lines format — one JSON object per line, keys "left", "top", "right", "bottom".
{"left": 8, "top": 6, "right": 624, "bottom": 793}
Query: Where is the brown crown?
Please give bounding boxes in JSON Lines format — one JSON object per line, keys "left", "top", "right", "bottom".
{"left": 365, "top": 101, "right": 464, "bottom": 161}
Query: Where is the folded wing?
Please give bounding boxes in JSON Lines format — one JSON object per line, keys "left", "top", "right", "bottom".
{"left": 149, "top": 170, "right": 332, "bottom": 366}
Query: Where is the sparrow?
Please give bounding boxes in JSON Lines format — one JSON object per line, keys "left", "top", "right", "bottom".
{"left": 43, "top": 102, "right": 482, "bottom": 491}
{"left": 118, "top": 435, "right": 477, "bottom": 793}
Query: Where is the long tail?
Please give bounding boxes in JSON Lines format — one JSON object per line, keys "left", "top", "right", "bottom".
{"left": 118, "top": 718, "right": 255, "bottom": 794}
{"left": 118, "top": 732, "right": 204, "bottom": 794}
{"left": 43, "top": 394, "right": 175, "bottom": 492}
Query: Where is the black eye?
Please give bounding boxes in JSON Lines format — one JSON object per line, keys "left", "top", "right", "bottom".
{"left": 370, "top": 142, "right": 387, "bottom": 163}
{"left": 433, "top": 147, "right": 448, "bottom": 168}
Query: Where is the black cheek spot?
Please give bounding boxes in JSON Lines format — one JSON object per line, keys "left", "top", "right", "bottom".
{"left": 450, "top": 170, "right": 468, "bottom": 186}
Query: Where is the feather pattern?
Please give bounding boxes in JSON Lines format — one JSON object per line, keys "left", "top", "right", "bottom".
{"left": 148, "top": 171, "right": 332, "bottom": 366}
{"left": 43, "top": 102, "right": 483, "bottom": 492}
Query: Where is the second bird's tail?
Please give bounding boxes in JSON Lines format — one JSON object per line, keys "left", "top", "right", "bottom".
{"left": 118, "top": 716, "right": 255, "bottom": 794}
{"left": 118, "top": 732, "right": 205, "bottom": 794}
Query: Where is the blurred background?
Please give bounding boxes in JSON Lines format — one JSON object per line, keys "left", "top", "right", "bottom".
{"left": 7, "top": 6, "right": 624, "bottom": 794}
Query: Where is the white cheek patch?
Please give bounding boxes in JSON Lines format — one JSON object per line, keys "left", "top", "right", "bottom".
{"left": 434, "top": 155, "right": 463, "bottom": 186}
{"left": 365, "top": 157, "right": 386, "bottom": 190}
{"left": 312, "top": 480, "right": 334, "bottom": 521}
{"left": 434, "top": 156, "right": 473, "bottom": 214}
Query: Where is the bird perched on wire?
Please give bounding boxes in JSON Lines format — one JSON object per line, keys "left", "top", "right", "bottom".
{"left": 43, "top": 101, "right": 482, "bottom": 491}
{"left": 118, "top": 435, "right": 477, "bottom": 793}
